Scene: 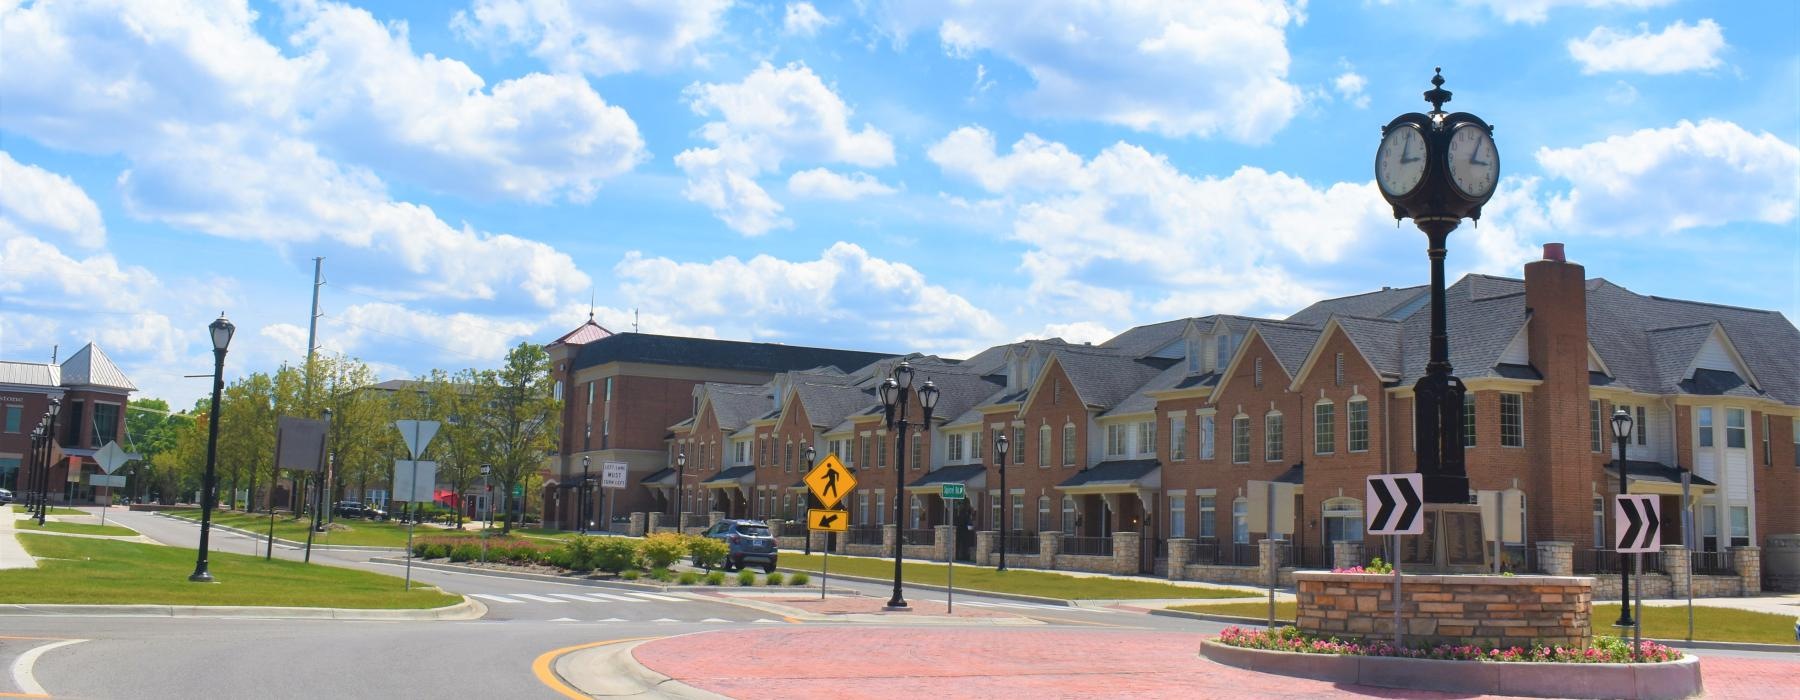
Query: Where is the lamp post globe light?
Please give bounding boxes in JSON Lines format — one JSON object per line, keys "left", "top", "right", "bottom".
{"left": 803, "top": 445, "right": 817, "bottom": 554}
{"left": 34, "top": 397, "right": 61, "bottom": 524}
{"left": 1611, "top": 408, "right": 1636, "bottom": 628}
{"left": 878, "top": 361, "right": 938, "bottom": 610}
{"left": 190, "top": 312, "right": 235, "bottom": 583}
{"left": 1375, "top": 68, "right": 1499, "bottom": 505}
{"left": 675, "top": 451, "right": 687, "bottom": 532}
{"left": 996, "top": 433, "right": 1010, "bottom": 572}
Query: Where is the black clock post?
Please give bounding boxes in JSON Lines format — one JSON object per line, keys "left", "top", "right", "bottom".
{"left": 1373, "top": 69, "right": 1501, "bottom": 569}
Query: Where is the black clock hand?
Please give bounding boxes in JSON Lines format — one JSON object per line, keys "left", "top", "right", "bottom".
{"left": 1400, "top": 140, "right": 1420, "bottom": 163}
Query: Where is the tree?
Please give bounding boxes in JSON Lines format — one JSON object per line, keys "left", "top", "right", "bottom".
{"left": 216, "top": 372, "right": 276, "bottom": 511}
{"left": 476, "top": 342, "right": 559, "bottom": 534}
{"left": 125, "top": 398, "right": 181, "bottom": 503}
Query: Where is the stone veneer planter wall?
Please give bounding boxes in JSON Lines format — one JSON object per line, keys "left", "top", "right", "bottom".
{"left": 1295, "top": 572, "right": 1593, "bottom": 647}
{"left": 1198, "top": 640, "right": 1703, "bottom": 700}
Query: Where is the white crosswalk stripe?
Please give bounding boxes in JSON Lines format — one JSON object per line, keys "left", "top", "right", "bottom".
{"left": 470, "top": 594, "right": 523, "bottom": 604}
{"left": 578, "top": 591, "right": 645, "bottom": 602}
{"left": 468, "top": 590, "right": 689, "bottom": 604}
{"left": 510, "top": 594, "right": 566, "bottom": 603}
{"left": 624, "top": 591, "right": 686, "bottom": 602}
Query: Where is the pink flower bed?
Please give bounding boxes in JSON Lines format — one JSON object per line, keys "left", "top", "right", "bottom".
{"left": 1216, "top": 626, "right": 1682, "bottom": 664}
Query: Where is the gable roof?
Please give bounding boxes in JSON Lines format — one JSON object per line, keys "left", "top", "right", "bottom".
{"left": 701, "top": 383, "right": 772, "bottom": 432}
{"left": 571, "top": 332, "right": 895, "bottom": 375}
{"left": 1287, "top": 285, "right": 1428, "bottom": 325}
{"left": 1396, "top": 279, "right": 1530, "bottom": 385}
{"left": 57, "top": 343, "right": 135, "bottom": 392}
{"left": 1027, "top": 346, "right": 1175, "bottom": 413}
{"left": 0, "top": 360, "right": 61, "bottom": 388}
{"left": 548, "top": 317, "right": 613, "bottom": 347}
{"left": 1586, "top": 280, "right": 1797, "bottom": 403}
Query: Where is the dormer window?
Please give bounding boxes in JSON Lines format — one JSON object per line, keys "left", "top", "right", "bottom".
{"left": 1186, "top": 337, "right": 1201, "bottom": 373}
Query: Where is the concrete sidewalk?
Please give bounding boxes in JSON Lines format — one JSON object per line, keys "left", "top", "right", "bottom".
{"left": 0, "top": 506, "right": 36, "bottom": 570}
{"left": 608, "top": 626, "right": 1798, "bottom": 699}
{"left": 1637, "top": 592, "right": 1800, "bottom": 619}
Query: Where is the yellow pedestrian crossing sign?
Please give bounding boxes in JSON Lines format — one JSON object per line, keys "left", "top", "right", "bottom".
{"left": 803, "top": 454, "right": 855, "bottom": 510}
{"left": 808, "top": 508, "right": 849, "bottom": 532}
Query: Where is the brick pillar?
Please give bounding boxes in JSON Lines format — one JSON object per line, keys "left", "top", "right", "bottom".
{"left": 1333, "top": 541, "right": 1364, "bottom": 570}
{"left": 1258, "top": 539, "right": 1284, "bottom": 582}
{"left": 679, "top": 512, "right": 702, "bottom": 530}
{"left": 1537, "top": 541, "right": 1574, "bottom": 576}
{"left": 1039, "top": 531, "right": 1063, "bottom": 569}
{"left": 628, "top": 512, "right": 646, "bottom": 537}
{"left": 766, "top": 518, "right": 785, "bottom": 540}
{"left": 1167, "top": 538, "right": 1195, "bottom": 580}
{"left": 1114, "top": 531, "right": 1141, "bottom": 575}
{"left": 1661, "top": 544, "right": 1690, "bottom": 597}
{"left": 809, "top": 531, "right": 830, "bottom": 552}
{"left": 647, "top": 512, "right": 666, "bottom": 533}
{"left": 1732, "top": 546, "right": 1761, "bottom": 594}
{"left": 707, "top": 510, "right": 725, "bottom": 526}
{"left": 976, "top": 530, "right": 996, "bottom": 566}
{"left": 934, "top": 525, "right": 955, "bottom": 562}
{"left": 882, "top": 524, "right": 897, "bottom": 553}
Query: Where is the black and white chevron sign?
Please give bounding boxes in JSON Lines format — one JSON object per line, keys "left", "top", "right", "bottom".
{"left": 1614, "top": 494, "right": 1662, "bottom": 554}
{"left": 1365, "top": 473, "right": 1424, "bottom": 535}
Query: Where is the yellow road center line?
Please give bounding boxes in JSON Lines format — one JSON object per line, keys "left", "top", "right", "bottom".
{"left": 0, "top": 692, "right": 50, "bottom": 698}
{"left": 531, "top": 637, "right": 653, "bottom": 700}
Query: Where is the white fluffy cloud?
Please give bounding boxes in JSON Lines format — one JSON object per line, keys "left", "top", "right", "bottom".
{"left": 676, "top": 62, "right": 896, "bottom": 234}
{"left": 0, "top": 151, "right": 105, "bottom": 248}
{"left": 928, "top": 126, "right": 1390, "bottom": 318}
{"left": 787, "top": 169, "right": 897, "bottom": 200}
{"left": 783, "top": 2, "right": 832, "bottom": 37}
{"left": 327, "top": 302, "right": 543, "bottom": 362}
{"left": 1333, "top": 68, "right": 1369, "bottom": 109}
{"left": 1458, "top": 0, "right": 1675, "bottom": 25}
{"left": 0, "top": 0, "right": 603, "bottom": 307}
{"left": 1535, "top": 119, "right": 1797, "bottom": 236}
{"left": 453, "top": 0, "right": 730, "bottom": 76}
{"left": 614, "top": 242, "right": 1001, "bottom": 353}
{"left": 1567, "top": 20, "right": 1726, "bottom": 75}
{"left": 878, "top": 1, "right": 1305, "bottom": 141}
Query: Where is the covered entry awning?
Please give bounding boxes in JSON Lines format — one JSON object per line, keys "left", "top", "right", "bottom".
{"left": 1271, "top": 462, "right": 1305, "bottom": 494}
{"left": 904, "top": 464, "right": 988, "bottom": 495}
{"left": 1603, "top": 460, "right": 1717, "bottom": 496}
{"left": 1055, "top": 459, "right": 1161, "bottom": 495}
{"left": 640, "top": 467, "right": 677, "bottom": 493}
{"left": 702, "top": 466, "right": 756, "bottom": 489}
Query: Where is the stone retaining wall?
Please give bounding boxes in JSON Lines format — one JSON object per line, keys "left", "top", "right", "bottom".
{"left": 1295, "top": 572, "right": 1593, "bottom": 648}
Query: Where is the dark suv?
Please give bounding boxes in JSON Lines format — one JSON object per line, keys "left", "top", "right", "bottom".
{"left": 333, "top": 500, "right": 386, "bottom": 519}
{"left": 701, "top": 519, "right": 778, "bottom": 573}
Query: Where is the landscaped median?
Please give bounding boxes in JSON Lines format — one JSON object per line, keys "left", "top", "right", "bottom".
{"left": 0, "top": 533, "right": 463, "bottom": 612}
{"left": 1202, "top": 626, "right": 1702, "bottom": 700}
{"left": 778, "top": 553, "right": 1257, "bottom": 601}
{"left": 16, "top": 519, "right": 138, "bottom": 537}
{"left": 403, "top": 532, "right": 814, "bottom": 589}
{"left": 161, "top": 508, "right": 482, "bottom": 548}
{"left": 1165, "top": 601, "right": 1800, "bottom": 647}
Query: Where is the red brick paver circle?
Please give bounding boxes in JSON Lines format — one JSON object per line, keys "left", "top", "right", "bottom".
{"left": 631, "top": 627, "right": 1800, "bottom": 699}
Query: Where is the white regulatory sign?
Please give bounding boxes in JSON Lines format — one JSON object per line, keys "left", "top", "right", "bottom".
{"left": 600, "top": 461, "right": 629, "bottom": 490}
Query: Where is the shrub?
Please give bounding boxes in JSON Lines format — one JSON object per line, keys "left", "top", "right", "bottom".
{"left": 788, "top": 572, "right": 809, "bottom": 586}
{"left": 678, "top": 571, "right": 701, "bottom": 585}
{"left": 1215, "top": 627, "right": 1683, "bottom": 664}
{"left": 736, "top": 569, "right": 757, "bottom": 586}
{"left": 687, "top": 536, "right": 729, "bottom": 569}
{"left": 705, "top": 571, "right": 726, "bottom": 586}
{"left": 591, "top": 537, "right": 642, "bottom": 573}
{"left": 648, "top": 567, "right": 674, "bottom": 582}
{"left": 560, "top": 536, "right": 598, "bottom": 571}
{"left": 449, "top": 543, "right": 480, "bottom": 562}
{"left": 411, "top": 541, "right": 430, "bottom": 557}
{"left": 620, "top": 569, "right": 641, "bottom": 581}
{"left": 425, "top": 543, "right": 451, "bottom": 559}
{"left": 764, "top": 572, "right": 784, "bottom": 586}
{"left": 543, "top": 549, "right": 573, "bottom": 569}
{"left": 640, "top": 533, "right": 687, "bottom": 569}
{"left": 1365, "top": 556, "right": 1394, "bottom": 574}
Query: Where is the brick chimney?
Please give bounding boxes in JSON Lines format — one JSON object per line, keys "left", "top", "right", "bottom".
{"left": 1523, "top": 243, "right": 1592, "bottom": 545}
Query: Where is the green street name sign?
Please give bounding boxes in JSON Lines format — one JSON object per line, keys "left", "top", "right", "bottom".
{"left": 941, "top": 483, "right": 965, "bottom": 500}
{"left": 512, "top": 484, "right": 524, "bottom": 498}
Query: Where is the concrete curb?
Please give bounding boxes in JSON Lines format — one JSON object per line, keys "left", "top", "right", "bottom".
{"left": 0, "top": 596, "right": 486, "bottom": 621}
{"left": 368, "top": 557, "right": 671, "bottom": 592}
{"left": 1642, "top": 637, "right": 1798, "bottom": 654}
{"left": 153, "top": 513, "right": 406, "bottom": 551}
{"left": 1198, "top": 639, "right": 1705, "bottom": 700}
{"left": 1148, "top": 607, "right": 1294, "bottom": 626}
{"left": 556, "top": 637, "right": 728, "bottom": 699}
{"left": 774, "top": 566, "right": 1083, "bottom": 608}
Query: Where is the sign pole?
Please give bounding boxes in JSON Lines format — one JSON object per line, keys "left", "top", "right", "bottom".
{"left": 1681, "top": 471, "right": 1692, "bottom": 643}
{"left": 1493, "top": 491, "right": 1503, "bottom": 574}
{"left": 1266, "top": 483, "right": 1276, "bottom": 630}
{"left": 480, "top": 467, "right": 490, "bottom": 564}
{"left": 1393, "top": 533, "right": 1403, "bottom": 648}
{"left": 821, "top": 534, "right": 830, "bottom": 601}
{"left": 948, "top": 493, "right": 956, "bottom": 614}
{"left": 405, "top": 420, "right": 420, "bottom": 592}
{"left": 1633, "top": 552, "right": 1643, "bottom": 659}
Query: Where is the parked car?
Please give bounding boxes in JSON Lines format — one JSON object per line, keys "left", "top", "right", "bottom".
{"left": 333, "top": 500, "right": 386, "bottom": 519}
{"left": 0, "top": 488, "right": 12, "bottom": 505}
{"left": 700, "top": 519, "right": 778, "bottom": 573}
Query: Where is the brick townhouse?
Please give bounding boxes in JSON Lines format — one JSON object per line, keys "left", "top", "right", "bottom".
{"left": 546, "top": 245, "right": 1799, "bottom": 589}
{"left": 0, "top": 344, "right": 136, "bottom": 505}
{"left": 542, "top": 317, "right": 892, "bottom": 530}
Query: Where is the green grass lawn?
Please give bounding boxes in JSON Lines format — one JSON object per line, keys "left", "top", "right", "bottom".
{"left": 779, "top": 553, "right": 1255, "bottom": 600}
{"left": 1593, "top": 604, "right": 1797, "bottom": 646}
{"left": 1171, "top": 600, "right": 1296, "bottom": 620}
{"left": 163, "top": 509, "right": 478, "bottom": 548}
{"left": 1, "top": 534, "right": 460, "bottom": 609}
{"left": 18, "top": 520, "right": 137, "bottom": 537}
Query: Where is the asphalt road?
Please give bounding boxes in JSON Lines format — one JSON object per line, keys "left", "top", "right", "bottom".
{"left": 0, "top": 508, "right": 1205, "bottom": 699}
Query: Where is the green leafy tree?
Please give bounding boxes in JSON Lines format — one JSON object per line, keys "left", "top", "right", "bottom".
{"left": 477, "top": 342, "right": 560, "bottom": 534}
{"left": 216, "top": 372, "right": 276, "bottom": 511}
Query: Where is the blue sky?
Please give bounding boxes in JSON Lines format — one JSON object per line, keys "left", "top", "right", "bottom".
{"left": 2, "top": 0, "right": 1795, "bottom": 406}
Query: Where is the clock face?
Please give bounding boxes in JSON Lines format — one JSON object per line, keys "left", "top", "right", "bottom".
{"left": 1446, "top": 124, "right": 1498, "bottom": 199}
{"left": 1375, "top": 125, "right": 1427, "bottom": 197}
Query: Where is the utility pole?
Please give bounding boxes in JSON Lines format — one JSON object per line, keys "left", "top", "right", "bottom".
{"left": 303, "top": 257, "right": 328, "bottom": 528}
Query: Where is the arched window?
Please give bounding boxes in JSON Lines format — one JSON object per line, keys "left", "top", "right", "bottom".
{"left": 1264, "top": 411, "right": 1284, "bottom": 462}
{"left": 1314, "top": 400, "right": 1335, "bottom": 455}
{"left": 1062, "top": 496, "right": 1077, "bottom": 534}
{"left": 1232, "top": 498, "right": 1250, "bottom": 544}
{"left": 1348, "top": 397, "right": 1370, "bottom": 452}
{"left": 1038, "top": 424, "right": 1052, "bottom": 467}
{"left": 1037, "top": 496, "right": 1051, "bottom": 531}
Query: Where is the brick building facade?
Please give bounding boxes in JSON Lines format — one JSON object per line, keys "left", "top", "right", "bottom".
{"left": 1, "top": 344, "right": 136, "bottom": 505}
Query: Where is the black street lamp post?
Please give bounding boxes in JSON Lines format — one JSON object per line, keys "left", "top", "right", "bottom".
{"left": 28, "top": 423, "right": 45, "bottom": 522}
{"left": 1374, "top": 69, "right": 1499, "bottom": 504}
{"left": 190, "top": 313, "right": 236, "bottom": 583}
{"left": 32, "top": 398, "right": 59, "bottom": 524}
{"left": 580, "top": 456, "right": 591, "bottom": 534}
{"left": 1611, "top": 408, "right": 1636, "bottom": 628}
{"left": 803, "top": 446, "right": 816, "bottom": 555}
{"left": 996, "top": 434, "right": 1010, "bottom": 572}
{"left": 675, "top": 451, "right": 687, "bottom": 531}
{"left": 879, "top": 361, "right": 939, "bottom": 610}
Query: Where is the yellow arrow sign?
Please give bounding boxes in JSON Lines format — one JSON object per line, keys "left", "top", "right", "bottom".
{"left": 808, "top": 508, "right": 849, "bottom": 532}
{"left": 803, "top": 454, "right": 855, "bottom": 510}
